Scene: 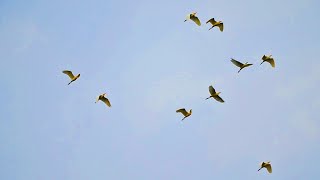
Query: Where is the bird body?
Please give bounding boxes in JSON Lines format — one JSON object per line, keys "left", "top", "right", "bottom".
{"left": 206, "top": 85, "right": 224, "bottom": 103}
{"left": 258, "top": 161, "right": 272, "bottom": 173}
{"left": 261, "top": 55, "right": 275, "bottom": 68}
{"left": 95, "top": 93, "right": 111, "bottom": 107}
{"left": 63, "top": 70, "right": 80, "bottom": 85}
{"left": 184, "top": 12, "right": 201, "bottom": 26}
{"left": 176, "top": 108, "right": 192, "bottom": 121}
{"left": 230, "top": 58, "right": 253, "bottom": 73}
{"left": 206, "top": 18, "right": 223, "bottom": 31}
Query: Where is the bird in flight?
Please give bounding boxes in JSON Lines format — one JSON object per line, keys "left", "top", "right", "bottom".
{"left": 258, "top": 161, "right": 272, "bottom": 173}
{"left": 184, "top": 12, "right": 201, "bottom": 26}
{"left": 206, "top": 85, "right": 224, "bottom": 103}
{"left": 206, "top": 18, "right": 223, "bottom": 31}
{"left": 230, "top": 58, "right": 253, "bottom": 73}
{"left": 261, "top": 55, "right": 275, "bottom": 68}
{"left": 62, "top": 70, "right": 80, "bottom": 85}
{"left": 176, "top": 108, "right": 192, "bottom": 121}
{"left": 95, "top": 93, "right": 111, "bottom": 107}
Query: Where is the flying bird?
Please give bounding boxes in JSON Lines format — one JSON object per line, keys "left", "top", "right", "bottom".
{"left": 184, "top": 12, "right": 201, "bottom": 26}
{"left": 95, "top": 93, "right": 111, "bottom": 107}
{"left": 176, "top": 108, "right": 192, "bottom": 121}
{"left": 258, "top": 161, "right": 272, "bottom": 173}
{"left": 206, "top": 18, "right": 223, "bottom": 31}
{"left": 206, "top": 85, "right": 224, "bottom": 103}
{"left": 230, "top": 58, "right": 253, "bottom": 73}
{"left": 261, "top": 55, "right": 275, "bottom": 68}
{"left": 62, "top": 70, "right": 80, "bottom": 85}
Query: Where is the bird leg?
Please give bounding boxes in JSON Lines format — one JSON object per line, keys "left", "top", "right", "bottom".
{"left": 205, "top": 96, "right": 211, "bottom": 100}
{"left": 238, "top": 69, "right": 242, "bottom": 73}
{"left": 181, "top": 117, "right": 186, "bottom": 121}
{"left": 257, "top": 168, "right": 262, "bottom": 171}
{"left": 260, "top": 61, "right": 265, "bottom": 65}
{"left": 208, "top": 26, "right": 214, "bottom": 30}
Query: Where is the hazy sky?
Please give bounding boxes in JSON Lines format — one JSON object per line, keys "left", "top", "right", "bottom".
{"left": 1, "top": 0, "right": 320, "bottom": 179}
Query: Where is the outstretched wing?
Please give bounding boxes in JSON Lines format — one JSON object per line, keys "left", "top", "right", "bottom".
{"left": 217, "top": 23, "right": 224, "bottom": 32}
{"left": 265, "top": 164, "right": 272, "bottom": 173}
{"left": 100, "top": 96, "right": 111, "bottom": 107}
{"left": 190, "top": 16, "right": 201, "bottom": 26}
{"left": 267, "top": 58, "right": 275, "bottom": 68}
{"left": 206, "top": 18, "right": 216, "bottom": 25}
{"left": 231, "top": 59, "right": 244, "bottom": 67}
{"left": 213, "top": 95, "right": 224, "bottom": 103}
{"left": 63, "top": 70, "right": 75, "bottom": 79}
{"left": 209, "top": 85, "right": 216, "bottom": 96}
{"left": 176, "top": 108, "right": 188, "bottom": 116}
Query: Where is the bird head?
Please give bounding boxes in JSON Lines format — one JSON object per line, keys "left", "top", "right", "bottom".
{"left": 217, "top": 92, "right": 221, "bottom": 95}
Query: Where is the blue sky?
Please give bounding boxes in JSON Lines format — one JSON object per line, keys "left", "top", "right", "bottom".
{"left": 1, "top": 0, "right": 320, "bottom": 179}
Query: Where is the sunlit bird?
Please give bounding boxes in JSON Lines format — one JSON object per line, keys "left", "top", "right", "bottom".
{"left": 95, "top": 93, "right": 111, "bottom": 107}
{"left": 184, "top": 12, "right": 201, "bottom": 26}
{"left": 206, "top": 18, "right": 223, "bottom": 31}
{"left": 258, "top": 161, "right": 272, "bottom": 173}
{"left": 230, "top": 58, "right": 253, "bottom": 73}
{"left": 261, "top": 55, "right": 275, "bottom": 68}
{"left": 62, "top": 70, "right": 80, "bottom": 85}
{"left": 206, "top": 85, "right": 224, "bottom": 103}
{"left": 176, "top": 108, "right": 192, "bottom": 121}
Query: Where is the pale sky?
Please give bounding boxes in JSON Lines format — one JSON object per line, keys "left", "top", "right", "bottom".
{"left": 1, "top": 0, "right": 320, "bottom": 179}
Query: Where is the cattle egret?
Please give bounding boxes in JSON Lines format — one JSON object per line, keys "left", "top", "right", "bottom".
{"left": 230, "top": 58, "right": 253, "bottom": 73}
{"left": 95, "top": 93, "right": 111, "bottom": 107}
{"left": 258, "top": 161, "right": 272, "bottom": 173}
{"left": 206, "top": 18, "right": 223, "bottom": 31}
{"left": 62, "top": 70, "right": 80, "bottom": 85}
{"left": 206, "top": 85, "right": 224, "bottom": 103}
{"left": 184, "top": 12, "right": 201, "bottom": 26}
{"left": 261, "top": 55, "right": 275, "bottom": 68}
{"left": 176, "top": 108, "right": 192, "bottom": 121}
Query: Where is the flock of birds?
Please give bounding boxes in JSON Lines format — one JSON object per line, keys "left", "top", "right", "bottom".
{"left": 62, "top": 11, "right": 276, "bottom": 175}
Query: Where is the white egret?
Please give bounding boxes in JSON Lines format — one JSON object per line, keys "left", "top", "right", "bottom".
{"left": 176, "top": 108, "right": 192, "bottom": 121}
{"left": 258, "top": 161, "right": 272, "bottom": 173}
{"left": 62, "top": 70, "right": 80, "bottom": 85}
{"left": 230, "top": 58, "right": 253, "bottom": 73}
{"left": 206, "top": 85, "right": 224, "bottom": 103}
{"left": 95, "top": 93, "right": 111, "bottom": 107}
{"left": 184, "top": 12, "right": 201, "bottom": 26}
{"left": 261, "top": 55, "right": 275, "bottom": 68}
{"left": 206, "top": 18, "right": 223, "bottom": 31}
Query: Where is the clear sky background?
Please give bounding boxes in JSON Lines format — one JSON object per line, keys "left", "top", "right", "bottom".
{"left": 1, "top": 0, "right": 320, "bottom": 179}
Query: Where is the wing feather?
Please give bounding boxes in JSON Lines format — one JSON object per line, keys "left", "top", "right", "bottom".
{"left": 209, "top": 85, "right": 216, "bottom": 96}
{"left": 101, "top": 97, "right": 111, "bottom": 107}
{"left": 206, "top": 18, "right": 216, "bottom": 25}
{"left": 191, "top": 16, "right": 201, "bottom": 26}
{"left": 218, "top": 23, "right": 224, "bottom": 32}
{"left": 176, "top": 108, "right": 188, "bottom": 116}
{"left": 63, "top": 70, "right": 75, "bottom": 79}
{"left": 231, "top": 59, "right": 244, "bottom": 67}
{"left": 213, "top": 95, "right": 224, "bottom": 103}
{"left": 266, "top": 164, "right": 272, "bottom": 173}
